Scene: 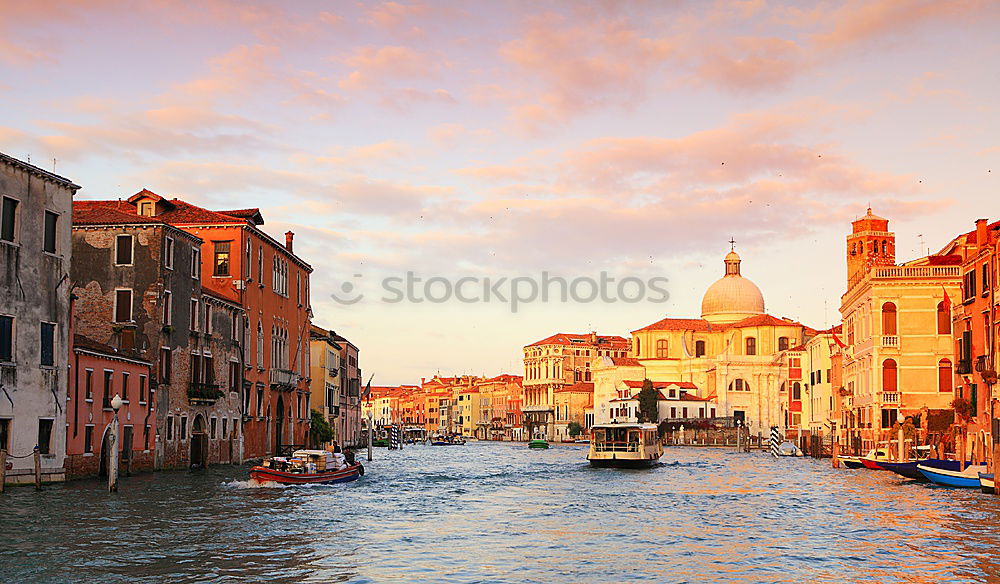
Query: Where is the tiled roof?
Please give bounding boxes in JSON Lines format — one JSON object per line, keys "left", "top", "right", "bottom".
{"left": 73, "top": 334, "right": 149, "bottom": 363}
{"left": 610, "top": 357, "right": 642, "bottom": 367}
{"left": 632, "top": 314, "right": 814, "bottom": 334}
{"left": 555, "top": 382, "right": 594, "bottom": 393}
{"left": 622, "top": 380, "right": 698, "bottom": 390}
{"left": 158, "top": 199, "right": 250, "bottom": 225}
{"left": 73, "top": 201, "right": 164, "bottom": 226}
{"left": 526, "top": 332, "right": 629, "bottom": 348}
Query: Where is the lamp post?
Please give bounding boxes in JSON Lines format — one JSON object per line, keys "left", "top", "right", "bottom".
{"left": 109, "top": 394, "right": 122, "bottom": 492}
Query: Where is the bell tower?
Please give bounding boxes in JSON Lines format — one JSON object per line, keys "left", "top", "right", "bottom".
{"left": 847, "top": 208, "right": 895, "bottom": 286}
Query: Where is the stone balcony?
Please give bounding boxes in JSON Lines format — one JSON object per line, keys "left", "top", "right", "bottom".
{"left": 269, "top": 368, "right": 300, "bottom": 391}
{"left": 881, "top": 335, "right": 899, "bottom": 348}
{"left": 882, "top": 392, "right": 900, "bottom": 405}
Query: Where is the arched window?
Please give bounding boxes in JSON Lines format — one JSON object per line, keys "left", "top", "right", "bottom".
{"left": 850, "top": 242, "right": 856, "bottom": 256}
{"left": 745, "top": 337, "right": 756, "bottom": 356}
{"left": 778, "top": 337, "right": 789, "bottom": 351}
{"left": 938, "top": 359, "right": 953, "bottom": 392}
{"left": 656, "top": 339, "right": 668, "bottom": 358}
{"left": 792, "top": 382, "right": 801, "bottom": 400}
{"left": 635, "top": 338, "right": 641, "bottom": 357}
{"left": 695, "top": 340, "right": 706, "bottom": 358}
{"left": 881, "top": 240, "right": 887, "bottom": 255}
{"left": 871, "top": 241, "right": 878, "bottom": 254}
{"left": 780, "top": 381, "right": 786, "bottom": 393}
{"left": 937, "top": 301, "right": 951, "bottom": 334}
{"left": 882, "top": 358, "right": 898, "bottom": 392}
{"left": 728, "top": 379, "right": 750, "bottom": 392}
{"left": 881, "top": 302, "right": 897, "bottom": 336}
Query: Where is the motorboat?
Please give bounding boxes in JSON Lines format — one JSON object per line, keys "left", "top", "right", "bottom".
{"left": 587, "top": 423, "right": 662, "bottom": 468}
{"left": 838, "top": 456, "right": 863, "bottom": 469}
{"left": 917, "top": 463, "right": 988, "bottom": 488}
{"left": 250, "top": 450, "right": 364, "bottom": 485}
{"left": 979, "top": 473, "right": 995, "bottom": 494}
{"left": 528, "top": 439, "right": 550, "bottom": 449}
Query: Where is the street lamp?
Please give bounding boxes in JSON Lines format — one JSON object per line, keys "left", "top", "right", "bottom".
{"left": 109, "top": 394, "right": 122, "bottom": 492}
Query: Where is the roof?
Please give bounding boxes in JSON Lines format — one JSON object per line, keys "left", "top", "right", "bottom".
{"left": 632, "top": 313, "right": 815, "bottom": 334}
{"left": 622, "top": 380, "right": 698, "bottom": 390}
{"left": 0, "top": 151, "right": 80, "bottom": 190}
{"left": 216, "top": 208, "right": 264, "bottom": 225}
{"left": 526, "top": 332, "right": 629, "bottom": 348}
{"left": 554, "top": 382, "right": 594, "bottom": 393}
{"left": 610, "top": 357, "right": 642, "bottom": 367}
{"left": 74, "top": 201, "right": 165, "bottom": 226}
{"left": 73, "top": 334, "right": 149, "bottom": 364}
{"left": 201, "top": 287, "right": 243, "bottom": 308}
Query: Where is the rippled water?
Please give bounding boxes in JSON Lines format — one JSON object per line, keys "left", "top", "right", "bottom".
{"left": 3, "top": 442, "right": 1000, "bottom": 583}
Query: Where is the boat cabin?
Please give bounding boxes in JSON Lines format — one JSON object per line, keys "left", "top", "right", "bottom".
{"left": 588, "top": 423, "right": 662, "bottom": 468}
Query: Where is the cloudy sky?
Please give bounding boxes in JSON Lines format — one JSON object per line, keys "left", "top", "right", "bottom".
{"left": 2, "top": 0, "right": 999, "bottom": 384}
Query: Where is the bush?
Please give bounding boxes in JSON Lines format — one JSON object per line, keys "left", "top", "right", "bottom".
{"left": 310, "top": 409, "right": 334, "bottom": 446}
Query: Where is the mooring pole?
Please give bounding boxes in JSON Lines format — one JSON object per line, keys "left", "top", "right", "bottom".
{"left": 33, "top": 447, "right": 41, "bottom": 490}
{"left": 0, "top": 448, "right": 7, "bottom": 492}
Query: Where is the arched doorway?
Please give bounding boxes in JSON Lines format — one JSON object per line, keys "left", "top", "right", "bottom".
{"left": 275, "top": 396, "right": 285, "bottom": 455}
{"left": 190, "top": 414, "right": 208, "bottom": 469}
{"left": 99, "top": 425, "right": 113, "bottom": 477}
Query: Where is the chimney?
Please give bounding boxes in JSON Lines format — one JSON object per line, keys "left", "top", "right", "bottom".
{"left": 285, "top": 231, "right": 294, "bottom": 252}
{"left": 976, "top": 218, "right": 988, "bottom": 250}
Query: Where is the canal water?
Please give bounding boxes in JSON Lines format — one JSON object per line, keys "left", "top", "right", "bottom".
{"left": 3, "top": 442, "right": 1000, "bottom": 583}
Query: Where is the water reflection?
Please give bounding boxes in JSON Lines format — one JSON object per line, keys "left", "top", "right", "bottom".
{"left": 2, "top": 443, "right": 999, "bottom": 583}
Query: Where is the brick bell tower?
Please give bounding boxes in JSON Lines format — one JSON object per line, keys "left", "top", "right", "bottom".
{"left": 847, "top": 207, "right": 895, "bottom": 285}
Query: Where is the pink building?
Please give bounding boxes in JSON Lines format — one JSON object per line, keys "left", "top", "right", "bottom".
{"left": 65, "top": 335, "right": 154, "bottom": 479}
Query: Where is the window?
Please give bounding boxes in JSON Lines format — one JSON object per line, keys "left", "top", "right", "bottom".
{"left": 180, "top": 416, "right": 188, "bottom": 440}
{"left": 983, "top": 264, "right": 990, "bottom": 294}
{"left": 121, "top": 371, "right": 130, "bottom": 401}
{"left": 258, "top": 247, "right": 264, "bottom": 285}
{"left": 745, "top": 337, "right": 756, "bottom": 355}
{"left": 164, "top": 236, "right": 174, "bottom": 269}
{"left": 204, "top": 304, "right": 213, "bottom": 335}
{"left": 191, "top": 247, "right": 201, "bottom": 279}
{"left": 792, "top": 382, "right": 801, "bottom": 401}
{"left": 230, "top": 311, "right": 239, "bottom": 340}
{"left": 778, "top": 337, "right": 789, "bottom": 351}
{"left": 245, "top": 240, "right": 252, "bottom": 279}
{"left": 728, "top": 379, "right": 750, "bottom": 392}
{"left": 938, "top": 359, "right": 953, "bottom": 392}
{"left": 656, "top": 339, "right": 668, "bottom": 358}
{"left": 163, "top": 290, "right": 172, "bottom": 325}
{"left": 0, "top": 315, "right": 12, "bottom": 361}
{"left": 43, "top": 211, "right": 58, "bottom": 253}
{"left": 139, "top": 375, "right": 147, "bottom": 403}
{"left": 882, "top": 359, "right": 898, "bottom": 392}
{"left": 210, "top": 417, "right": 217, "bottom": 439}
{"left": 213, "top": 241, "right": 231, "bottom": 276}
{"left": 963, "top": 270, "right": 977, "bottom": 302}
{"left": 1, "top": 197, "right": 18, "bottom": 241}
{"left": 0, "top": 419, "right": 8, "bottom": 452}
{"left": 84, "top": 369, "right": 93, "bottom": 400}
{"left": 115, "top": 289, "right": 133, "bottom": 322}
{"left": 37, "top": 419, "right": 53, "bottom": 454}
{"left": 166, "top": 416, "right": 174, "bottom": 440}
{"left": 881, "top": 302, "right": 897, "bottom": 336}
{"left": 40, "top": 322, "right": 55, "bottom": 366}
{"left": 160, "top": 347, "right": 172, "bottom": 383}
{"left": 971, "top": 383, "right": 979, "bottom": 417}
{"left": 190, "top": 299, "right": 199, "bottom": 331}
{"left": 229, "top": 361, "right": 241, "bottom": 392}
{"left": 84, "top": 425, "right": 94, "bottom": 453}
{"left": 103, "top": 370, "right": 113, "bottom": 409}
{"left": 115, "top": 234, "right": 133, "bottom": 265}
{"left": 256, "top": 386, "right": 264, "bottom": 417}
{"left": 937, "top": 301, "right": 950, "bottom": 334}
{"left": 256, "top": 321, "right": 264, "bottom": 366}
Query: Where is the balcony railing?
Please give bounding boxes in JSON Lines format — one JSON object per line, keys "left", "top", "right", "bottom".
{"left": 593, "top": 441, "right": 640, "bottom": 453}
{"left": 881, "top": 335, "right": 899, "bottom": 348}
{"left": 882, "top": 392, "right": 900, "bottom": 404}
{"left": 188, "top": 382, "right": 224, "bottom": 405}
{"left": 848, "top": 264, "right": 960, "bottom": 292}
{"left": 521, "top": 404, "right": 553, "bottom": 413}
{"left": 269, "top": 368, "right": 299, "bottom": 391}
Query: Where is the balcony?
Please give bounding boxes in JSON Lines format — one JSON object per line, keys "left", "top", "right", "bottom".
{"left": 188, "top": 382, "right": 224, "bottom": 405}
{"left": 881, "top": 335, "right": 899, "bottom": 348}
{"left": 882, "top": 392, "right": 900, "bottom": 405}
{"left": 957, "top": 360, "right": 973, "bottom": 375}
{"left": 521, "top": 404, "right": 553, "bottom": 413}
{"left": 269, "top": 368, "right": 299, "bottom": 391}
{"left": 848, "top": 264, "right": 960, "bottom": 293}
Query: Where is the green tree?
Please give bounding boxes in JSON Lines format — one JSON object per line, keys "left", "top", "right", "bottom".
{"left": 567, "top": 421, "right": 584, "bottom": 438}
{"left": 636, "top": 379, "right": 659, "bottom": 424}
{"left": 310, "top": 409, "right": 334, "bottom": 447}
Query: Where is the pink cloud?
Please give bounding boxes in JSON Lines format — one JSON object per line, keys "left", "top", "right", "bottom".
{"left": 696, "top": 36, "right": 805, "bottom": 92}
{"left": 366, "top": 2, "right": 429, "bottom": 29}
{"left": 337, "top": 45, "right": 440, "bottom": 91}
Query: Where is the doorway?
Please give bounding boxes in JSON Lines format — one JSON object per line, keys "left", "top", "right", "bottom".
{"left": 190, "top": 415, "right": 208, "bottom": 469}
{"left": 275, "top": 396, "right": 285, "bottom": 455}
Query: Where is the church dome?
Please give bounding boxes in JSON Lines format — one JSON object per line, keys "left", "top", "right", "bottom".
{"left": 701, "top": 250, "right": 765, "bottom": 324}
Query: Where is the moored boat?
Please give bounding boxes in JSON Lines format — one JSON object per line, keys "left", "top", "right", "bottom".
{"left": 839, "top": 456, "right": 863, "bottom": 469}
{"left": 917, "top": 463, "right": 987, "bottom": 488}
{"left": 587, "top": 423, "right": 662, "bottom": 468}
{"left": 980, "top": 473, "right": 995, "bottom": 494}
{"left": 528, "top": 439, "right": 549, "bottom": 449}
{"left": 881, "top": 458, "right": 967, "bottom": 482}
{"left": 249, "top": 450, "right": 364, "bottom": 486}
{"left": 857, "top": 446, "right": 892, "bottom": 470}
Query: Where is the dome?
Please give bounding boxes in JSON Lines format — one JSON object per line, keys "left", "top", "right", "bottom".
{"left": 701, "top": 250, "right": 765, "bottom": 324}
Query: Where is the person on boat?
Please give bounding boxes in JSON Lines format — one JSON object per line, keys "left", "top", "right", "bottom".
{"left": 344, "top": 449, "right": 356, "bottom": 466}
{"left": 333, "top": 441, "right": 342, "bottom": 454}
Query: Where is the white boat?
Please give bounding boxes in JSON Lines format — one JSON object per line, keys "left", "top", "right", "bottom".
{"left": 587, "top": 423, "right": 663, "bottom": 468}
{"left": 775, "top": 441, "right": 803, "bottom": 457}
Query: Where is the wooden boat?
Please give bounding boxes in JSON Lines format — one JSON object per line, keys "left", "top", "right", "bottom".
{"left": 587, "top": 423, "right": 662, "bottom": 468}
{"left": 917, "top": 463, "right": 988, "bottom": 488}
{"left": 431, "top": 436, "right": 466, "bottom": 446}
{"left": 858, "top": 446, "right": 891, "bottom": 470}
{"left": 838, "top": 456, "right": 863, "bottom": 469}
{"left": 881, "top": 458, "right": 966, "bottom": 482}
{"left": 979, "top": 473, "right": 995, "bottom": 494}
{"left": 249, "top": 450, "right": 364, "bottom": 486}
{"left": 528, "top": 439, "right": 549, "bottom": 449}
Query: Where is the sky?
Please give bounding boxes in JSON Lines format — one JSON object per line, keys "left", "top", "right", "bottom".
{"left": 2, "top": 0, "right": 999, "bottom": 384}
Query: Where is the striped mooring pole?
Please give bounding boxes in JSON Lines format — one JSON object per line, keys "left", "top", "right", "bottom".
{"left": 769, "top": 426, "right": 781, "bottom": 458}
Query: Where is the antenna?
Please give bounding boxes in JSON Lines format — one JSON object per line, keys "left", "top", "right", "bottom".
{"left": 52, "top": 158, "right": 57, "bottom": 172}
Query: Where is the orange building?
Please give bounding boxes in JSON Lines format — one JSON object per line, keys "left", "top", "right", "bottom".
{"left": 123, "top": 190, "right": 313, "bottom": 458}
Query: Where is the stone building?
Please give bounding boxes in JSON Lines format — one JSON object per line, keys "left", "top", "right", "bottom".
{"left": 72, "top": 199, "right": 246, "bottom": 470}
{"left": 522, "top": 332, "right": 630, "bottom": 440}
{"left": 838, "top": 209, "right": 961, "bottom": 454}
{"left": 0, "top": 152, "right": 78, "bottom": 484}
{"left": 65, "top": 335, "right": 153, "bottom": 478}
{"left": 308, "top": 324, "right": 341, "bottom": 443}
{"left": 332, "top": 332, "right": 362, "bottom": 446}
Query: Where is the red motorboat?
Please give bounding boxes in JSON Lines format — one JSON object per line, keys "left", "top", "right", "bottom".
{"left": 249, "top": 449, "right": 364, "bottom": 485}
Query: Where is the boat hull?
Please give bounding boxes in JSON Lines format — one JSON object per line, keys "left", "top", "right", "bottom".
{"left": 249, "top": 464, "right": 362, "bottom": 485}
{"left": 917, "top": 464, "right": 986, "bottom": 488}
{"left": 880, "top": 459, "right": 966, "bottom": 481}
{"left": 980, "top": 473, "right": 995, "bottom": 494}
{"left": 860, "top": 458, "right": 886, "bottom": 470}
{"left": 839, "top": 457, "right": 863, "bottom": 469}
{"left": 588, "top": 456, "right": 660, "bottom": 469}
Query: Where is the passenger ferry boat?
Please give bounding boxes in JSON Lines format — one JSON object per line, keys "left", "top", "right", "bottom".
{"left": 249, "top": 450, "right": 364, "bottom": 485}
{"left": 587, "top": 423, "right": 663, "bottom": 468}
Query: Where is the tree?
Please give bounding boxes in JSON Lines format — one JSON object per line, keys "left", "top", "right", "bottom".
{"left": 310, "top": 409, "right": 334, "bottom": 447}
{"left": 636, "top": 379, "right": 659, "bottom": 424}
{"left": 567, "top": 421, "right": 584, "bottom": 438}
